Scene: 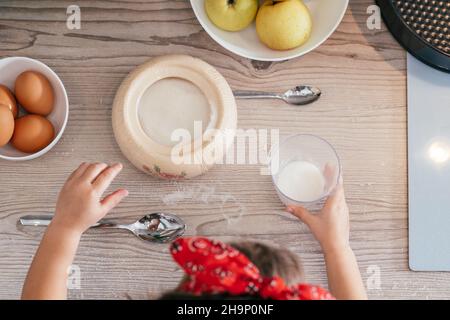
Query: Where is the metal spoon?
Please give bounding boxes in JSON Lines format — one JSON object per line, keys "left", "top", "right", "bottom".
{"left": 234, "top": 85, "right": 321, "bottom": 105}
{"left": 19, "top": 212, "right": 186, "bottom": 243}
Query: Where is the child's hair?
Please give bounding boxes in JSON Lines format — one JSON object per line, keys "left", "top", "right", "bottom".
{"left": 160, "top": 241, "right": 303, "bottom": 300}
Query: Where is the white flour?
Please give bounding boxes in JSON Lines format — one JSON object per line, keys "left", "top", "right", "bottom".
{"left": 161, "top": 183, "right": 245, "bottom": 227}
{"left": 138, "top": 78, "right": 215, "bottom": 146}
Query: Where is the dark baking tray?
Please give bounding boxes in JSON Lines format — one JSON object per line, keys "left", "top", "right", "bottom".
{"left": 376, "top": 0, "right": 450, "bottom": 73}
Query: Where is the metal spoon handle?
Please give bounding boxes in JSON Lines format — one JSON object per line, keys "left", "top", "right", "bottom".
{"left": 234, "top": 90, "right": 281, "bottom": 100}
{"left": 19, "top": 215, "right": 54, "bottom": 226}
{"left": 91, "top": 221, "right": 128, "bottom": 229}
{"left": 19, "top": 215, "right": 126, "bottom": 229}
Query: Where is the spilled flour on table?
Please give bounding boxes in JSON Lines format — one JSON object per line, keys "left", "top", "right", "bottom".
{"left": 161, "top": 182, "right": 245, "bottom": 227}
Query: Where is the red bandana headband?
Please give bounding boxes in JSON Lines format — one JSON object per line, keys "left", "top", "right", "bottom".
{"left": 170, "top": 237, "right": 334, "bottom": 300}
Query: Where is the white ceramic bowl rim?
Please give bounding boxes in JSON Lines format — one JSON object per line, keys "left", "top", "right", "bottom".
{"left": 0, "top": 56, "right": 69, "bottom": 161}
{"left": 269, "top": 133, "right": 341, "bottom": 204}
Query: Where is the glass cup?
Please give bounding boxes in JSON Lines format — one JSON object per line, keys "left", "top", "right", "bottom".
{"left": 269, "top": 134, "right": 341, "bottom": 211}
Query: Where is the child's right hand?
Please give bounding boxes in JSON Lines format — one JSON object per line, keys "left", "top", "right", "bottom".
{"left": 51, "top": 162, "right": 128, "bottom": 235}
{"left": 286, "top": 176, "right": 350, "bottom": 254}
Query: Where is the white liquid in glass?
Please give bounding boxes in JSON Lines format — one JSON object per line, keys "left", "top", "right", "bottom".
{"left": 138, "top": 78, "right": 212, "bottom": 146}
{"left": 276, "top": 160, "right": 325, "bottom": 202}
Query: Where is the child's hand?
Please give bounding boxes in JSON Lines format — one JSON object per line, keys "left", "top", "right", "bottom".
{"left": 22, "top": 162, "right": 128, "bottom": 299}
{"left": 286, "top": 176, "right": 349, "bottom": 254}
{"left": 51, "top": 162, "right": 128, "bottom": 235}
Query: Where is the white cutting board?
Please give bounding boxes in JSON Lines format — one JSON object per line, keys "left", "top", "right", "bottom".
{"left": 408, "top": 53, "right": 450, "bottom": 271}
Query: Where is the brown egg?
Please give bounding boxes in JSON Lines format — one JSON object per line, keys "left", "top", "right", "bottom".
{"left": 0, "top": 104, "right": 15, "bottom": 147}
{"left": 0, "top": 84, "right": 18, "bottom": 118}
{"left": 11, "top": 115, "right": 55, "bottom": 153}
{"left": 15, "top": 71, "right": 54, "bottom": 116}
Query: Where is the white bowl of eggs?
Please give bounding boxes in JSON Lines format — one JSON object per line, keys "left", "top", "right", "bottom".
{"left": 0, "top": 57, "right": 69, "bottom": 161}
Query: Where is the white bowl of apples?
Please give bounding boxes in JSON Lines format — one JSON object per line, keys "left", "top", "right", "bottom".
{"left": 190, "top": 0, "right": 348, "bottom": 61}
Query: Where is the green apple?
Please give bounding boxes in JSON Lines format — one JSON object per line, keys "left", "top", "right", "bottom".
{"left": 256, "top": 0, "right": 312, "bottom": 50}
{"left": 205, "top": 0, "right": 259, "bottom": 32}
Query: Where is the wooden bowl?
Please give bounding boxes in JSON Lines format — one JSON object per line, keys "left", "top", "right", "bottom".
{"left": 112, "top": 55, "right": 237, "bottom": 179}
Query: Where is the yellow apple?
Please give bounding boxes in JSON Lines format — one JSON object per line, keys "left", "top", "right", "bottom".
{"left": 256, "top": 0, "right": 312, "bottom": 50}
{"left": 205, "top": 0, "right": 259, "bottom": 32}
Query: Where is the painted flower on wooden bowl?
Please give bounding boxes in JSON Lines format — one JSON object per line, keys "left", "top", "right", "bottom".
{"left": 143, "top": 164, "right": 187, "bottom": 180}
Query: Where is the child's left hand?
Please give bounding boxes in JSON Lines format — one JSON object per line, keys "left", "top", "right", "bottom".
{"left": 51, "top": 162, "right": 128, "bottom": 235}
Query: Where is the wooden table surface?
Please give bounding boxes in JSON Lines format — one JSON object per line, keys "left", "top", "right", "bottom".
{"left": 1, "top": 0, "right": 448, "bottom": 300}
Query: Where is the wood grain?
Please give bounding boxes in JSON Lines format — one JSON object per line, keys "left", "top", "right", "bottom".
{"left": 0, "top": 0, "right": 448, "bottom": 299}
